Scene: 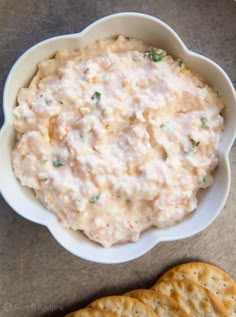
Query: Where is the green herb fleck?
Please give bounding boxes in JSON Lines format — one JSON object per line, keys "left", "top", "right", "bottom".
{"left": 42, "top": 159, "right": 48, "bottom": 163}
{"left": 91, "top": 91, "right": 101, "bottom": 104}
{"left": 45, "top": 99, "right": 51, "bottom": 106}
{"left": 89, "top": 193, "right": 100, "bottom": 204}
{"left": 162, "top": 149, "right": 168, "bottom": 161}
{"left": 149, "top": 48, "right": 167, "bottom": 62}
{"left": 200, "top": 116, "right": 209, "bottom": 129}
{"left": 177, "top": 59, "right": 183, "bottom": 67}
{"left": 84, "top": 67, "right": 89, "bottom": 73}
{"left": 132, "top": 57, "right": 140, "bottom": 62}
{"left": 160, "top": 123, "right": 165, "bottom": 128}
{"left": 126, "top": 37, "right": 131, "bottom": 40}
{"left": 43, "top": 177, "right": 48, "bottom": 181}
{"left": 199, "top": 175, "right": 206, "bottom": 184}
{"left": 190, "top": 138, "right": 200, "bottom": 148}
{"left": 215, "top": 89, "right": 221, "bottom": 97}
{"left": 53, "top": 158, "right": 63, "bottom": 167}
{"left": 177, "top": 58, "right": 186, "bottom": 69}
{"left": 144, "top": 49, "right": 166, "bottom": 61}
{"left": 184, "top": 137, "right": 200, "bottom": 154}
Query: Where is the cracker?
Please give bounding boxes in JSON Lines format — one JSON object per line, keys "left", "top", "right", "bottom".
{"left": 65, "top": 307, "right": 117, "bottom": 317}
{"left": 157, "top": 262, "right": 236, "bottom": 316}
{"left": 88, "top": 295, "right": 158, "bottom": 317}
{"left": 152, "top": 280, "right": 228, "bottom": 317}
{"left": 125, "top": 289, "right": 190, "bottom": 317}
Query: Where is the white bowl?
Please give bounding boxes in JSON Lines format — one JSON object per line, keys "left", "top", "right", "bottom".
{"left": 0, "top": 13, "right": 236, "bottom": 264}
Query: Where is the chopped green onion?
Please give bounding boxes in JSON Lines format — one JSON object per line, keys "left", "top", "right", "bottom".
{"left": 91, "top": 91, "right": 101, "bottom": 104}
{"left": 143, "top": 49, "right": 167, "bottom": 62}
{"left": 53, "top": 158, "right": 63, "bottom": 167}
{"left": 89, "top": 193, "right": 100, "bottom": 204}
{"left": 162, "top": 149, "right": 168, "bottom": 161}
{"left": 42, "top": 159, "right": 48, "bottom": 164}
{"left": 84, "top": 67, "right": 89, "bottom": 73}
{"left": 177, "top": 59, "right": 183, "bottom": 67}
{"left": 45, "top": 99, "right": 51, "bottom": 106}
{"left": 150, "top": 48, "right": 167, "bottom": 62}
{"left": 200, "top": 117, "right": 209, "bottom": 129}
{"left": 177, "top": 59, "right": 186, "bottom": 70}
{"left": 190, "top": 138, "right": 200, "bottom": 148}
{"left": 199, "top": 176, "right": 206, "bottom": 184}
{"left": 43, "top": 177, "right": 48, "bottom": 181}
{"left": 184, "top": 137, "right": 200, "bottom": 154}
{"left": 160, "top": 123, "right": 165, "bottom": 128}
{"left": 215, "top": 89, "right": 221, "bottom": 97}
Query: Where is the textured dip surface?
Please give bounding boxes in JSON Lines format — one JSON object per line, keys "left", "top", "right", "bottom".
{"left": 12, "top": 36, "right": 224, "bottom": 247}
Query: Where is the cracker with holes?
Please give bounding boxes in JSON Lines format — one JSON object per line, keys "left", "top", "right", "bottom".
{"left": 125, "top": 289, "right": 190, "bottom": 317}
{"left": 88, "top": 295, "right": 158, "bottom": 317}
{"left": 152, "top": 280, "right": 228, "bottom": 317}
{"left": 65, "top": 307, "right": 118, "bottom": 317}
{"left": 157, "top": 262, "right": 236, "bottom": 316}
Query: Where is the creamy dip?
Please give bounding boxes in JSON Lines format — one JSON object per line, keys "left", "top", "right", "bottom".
{"left": 12, "top": 36, "right": 224, "bottom": 247}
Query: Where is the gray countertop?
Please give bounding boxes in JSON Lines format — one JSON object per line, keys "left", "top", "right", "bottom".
{"left": 0, "top": 1, "right": 236, "bottom": 316}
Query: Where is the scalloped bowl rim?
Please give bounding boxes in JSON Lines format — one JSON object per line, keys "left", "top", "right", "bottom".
{"left": 0, "top": 12, "right": 236, "bottom": 263}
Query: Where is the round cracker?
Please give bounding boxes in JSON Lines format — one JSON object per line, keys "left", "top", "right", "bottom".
{"left": 88, "top": 295, "right": 158, "bottom": 317}
{"left": 152, "top": 280, "right": 228, "bottom": 317}
{"left": 125, "top": 288, "right": 190, "bottom": 317}
{"left": 65, "top": 307, "right": 117, "bottom": 317}
{"left": 157, "top": 262, "right": 236, "bottom": 316}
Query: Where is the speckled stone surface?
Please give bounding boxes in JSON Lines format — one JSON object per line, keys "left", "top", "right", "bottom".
{"left": 0, "top": 1, "right": 235, "bottom": 316}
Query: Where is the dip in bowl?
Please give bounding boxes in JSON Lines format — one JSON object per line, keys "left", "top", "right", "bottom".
{"left": 0, "top": 13, "right": 235, "bottom": 263}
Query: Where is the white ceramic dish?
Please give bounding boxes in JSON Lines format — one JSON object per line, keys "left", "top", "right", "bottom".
{"left": 0, "top": 13, "right": 235, "bottom": 264}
